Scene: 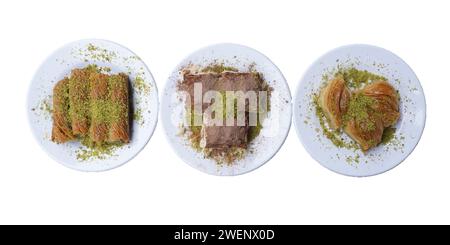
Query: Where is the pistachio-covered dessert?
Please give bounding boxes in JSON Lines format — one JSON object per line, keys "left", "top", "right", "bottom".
{"left": 51, "top": 65, "right": 130, "bottom": 160}
{"left": 316, "top": 68, "right": 400, "bottom": 152}
{"left": 178, "top": 64, "right": 271, "bottom": 164}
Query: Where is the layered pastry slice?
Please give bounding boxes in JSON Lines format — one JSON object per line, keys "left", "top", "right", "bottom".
{"left": 88, "top": 72, "right": 130, "bottom": 145}
{"left": 361, "top": 80, "right": 400, "bottom": 127}
{"left": 318, "top": 74, "right": 400, "bottom": 151}
{"left": 179, "top": 69, "right": 267, "bottom": 162}
{"left": 51, "top": 78, "right": 75, "bottom": 143}
{"left": 68, "top": 67, "right": 93, "bottom": 137}
{"left": 89, "top": 72, "right": 109, "bottom": 144}
{"left": 318, "top": 76, "right": 351, "bottom": 129}
{"left": 343, "top": 80, "right": 400, "bottom": 151}
{"left": 107, "top": 73, "right": 130, "bottom": 143}
{"left": 343, "top": 92, "right": 385, "bottom": 151}
{"left": 51, "top": 66, "right": 131, "bottom": 147}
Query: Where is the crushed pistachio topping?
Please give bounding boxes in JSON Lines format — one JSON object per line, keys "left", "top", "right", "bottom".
{"left": 53, "top": 65, "right": 129, "bottom": 161}
{"left": 85, "top": 43, "right": 117, "bottom": 62}
{"left": 76, "top": 137, "right": 121, "bottom": 161}
{"left": 336, "top": 67, "right": 387, "bottom": 89}
{"left": 312, "top": 67, "right": 402, "bottom": 158}
{"left": 181, "top": 64, "right": 271, "bottom": 165}
{"left": 344, "top": 93, "right": 377, "bottom": 132}
{"left": 201, "top": 64, "right": 238, "bottom": 73}
{"left": 133, "top": 75, "right": 150, "bottom": 95}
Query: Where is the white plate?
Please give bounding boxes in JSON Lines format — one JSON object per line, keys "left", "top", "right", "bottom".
{"left": 294, "top": 44, "right": 426, "bottom": 177}
{"left": 27, "top": 39, "right": 159, "bottom": 172}
{"left": 162, "top": 43, "right": 292, "bottom": 176}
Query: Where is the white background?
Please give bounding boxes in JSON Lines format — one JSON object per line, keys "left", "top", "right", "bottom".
{"left": 0, "top": 0, "right": 448, "bottom": 225}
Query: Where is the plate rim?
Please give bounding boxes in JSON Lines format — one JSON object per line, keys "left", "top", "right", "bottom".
{"left": 26, "top": 38, "right": 159, "bottom": 172}
{"left": 293, "top": 43, "right": 427, "bottom": 177}
{"left": 161, "top": 42, "right": 292, "bottom": 176}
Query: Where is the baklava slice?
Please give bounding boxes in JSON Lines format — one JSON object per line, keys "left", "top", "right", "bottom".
{"left": 343, "top": 81, "right": 400, "bottom": 151}
{"left": 318, "top": 77, "right": 351, "bottom": 129}
{"left": 108, "top": 73, "right": 130, "bottom": 143}
{"left": 361, "top": 80, "right": 400, "bottom": 127}
{"left": 89, "top": 72, "right": 110, "bottom": 144}
{"left": 51, "top": 77, "right": 74, "bottom": 143}
{"left": 68, "top": 67, "right": 93, "bottom": 136}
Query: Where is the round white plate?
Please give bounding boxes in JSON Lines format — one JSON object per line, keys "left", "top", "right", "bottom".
{"left": 162, "top": 43, "right": 292, "bottom": 176}
{"left": 27, "top": 39, "right": 159, "bottom": 172}
{"left": 294, "top": 44, "right": 426, "bottom": 177}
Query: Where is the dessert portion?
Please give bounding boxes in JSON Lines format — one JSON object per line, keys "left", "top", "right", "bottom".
{"left": 178, "top": 66, "right": 271, "bottom": 164}
{"left": 69, "top": 68, "right": 91, "bottom": 137}
{"left": 317, "top": 69, "right": 400, "bottom": 152}
{"left": 51, "top": 78, "right": 75, "bottom": 143}
{"left": 318, "top": 76, "right": 350, "bottom": 129}
{"left": 179, "top": 72, "right": 263, "bottom": 109}
{"left": 343, "top": 80, "right": 400, "bottom": 151}
{"left": 89, "top": 72, "right": 110, "bottom": 144}
{"left": 362, "top": 80, "right": 400, "bottom": 128}
{"left": 107, "top": 73, "right": 130, "bottom": 143}
{"left": 51, "top": 65, "right": 130, "bottom": 148}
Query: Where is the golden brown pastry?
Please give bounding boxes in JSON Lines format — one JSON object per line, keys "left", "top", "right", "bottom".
{"left": 51, "top": 65, "right": 131, "bottom": 147}
{"left": 69, "top": 68, "right": 92, "bottom": 136}
{"left": 51, "top": 78, "right": 75, "bottom": 143}
{"left": 108, "top": 73, "right": 130, "bottom": 143}
{"left": 343, "top": 81, "right": 400, "bottom": 151}
{"left": 318, "top": 77, "right": 351, "bottom": 129}
{"left": 362, "top": 80, "right": 400, "bottom": 127}
{"left": 89, "top": 72, "right": 109, "bottom": 144}
{"left": 344, "top": 108, "right": 384, "bottom": 151}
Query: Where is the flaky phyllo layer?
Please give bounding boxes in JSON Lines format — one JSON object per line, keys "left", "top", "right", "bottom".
{"left": 317, "top": 70, "right": 400, "bottom": 152}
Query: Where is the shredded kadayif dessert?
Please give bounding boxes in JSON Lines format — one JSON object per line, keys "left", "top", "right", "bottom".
{"left": 51, "top": 65, "right": 130, "bottom": 160}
